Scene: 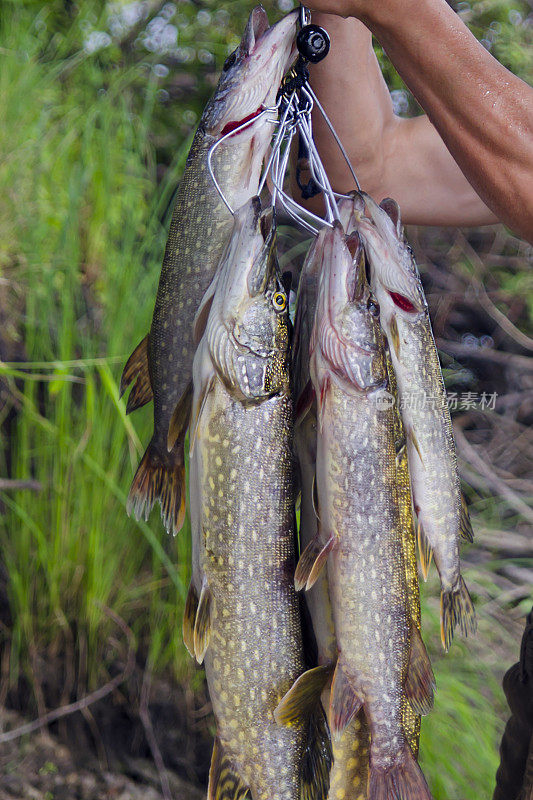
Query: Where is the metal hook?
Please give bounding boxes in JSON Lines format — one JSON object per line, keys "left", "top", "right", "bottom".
{"left": 207, "top": 107, "right": 279, "bottom": 215}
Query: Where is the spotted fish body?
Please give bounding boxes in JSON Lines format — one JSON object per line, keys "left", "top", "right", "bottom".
{"left": 352, "top": 193, "right": 475, "bottom": 651}
{"left": 121, "top": 8, "right": 297, "bottom": 535}
{"left": 188, "top": 199, "right": 331, "bottom": 800}
{"left": 292, "top": 225, "right": 424, "bottom": 799}
{"left": 293, "top": 223, "right": 433, "bottom": 800}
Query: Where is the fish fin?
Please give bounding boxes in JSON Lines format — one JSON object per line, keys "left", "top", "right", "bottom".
{"left": 208, "top": 736, "right": 251, "bottom": 800}
{"left": 190, "top": 374, "right": 216, "bottom": 456}
{"left": 193, "top": 578, "right": 212, "bottom": 664}
{"left": 379, "top": 197, "right": 403, "bottom": 238}
{"left": 126, "top": 438, "right": 186, "bottom": 535}
{"left": 417, "top": 520, "right": 433, "bottom": 581}
{"left": 368, "top": 742, "right": 432, "bottom": 800}
{"left": 407, "top": 426, "right": 424, "bottom": 465}
{"left": 274, "top": 663, "right": 334, "bottom": 727}
{"left": 329, "top": 660, "right": 363, "bottom": 738}
{"left": 294, "top": 532, "right": 336, "bottom": 592}
{"left": 120, "top": 334, "right": 153, "bottom": 413}
{"left": 405, "top": 625, "right": 435, "bottom": 716}
{"left": 388, "top": 315, "right": 401, "bottom": 359}
{"left": 440, "top": 576, "right": 477, "bottom": 652}
{"left": 300, "top": 707, "right": 333, "bottom": 800}
{"left": 193, "top": 279, "right": 217, "bottom": 346}
{"left": 167, "top": 380, "right": 193, "bottom": 452}
{"left": 295, "top": 379, "right": 316, "bottom": 427}
{"left": 460, "top": 492, "right": 474, "bottom": 542}
{"left": 317, "top": 374, "right": 330, "bottom": 434}
{"left": 311, "top": 472, "right": 320, "bottom": 521}
{"left": 182, "top": 581, "right": 199, "bottom": 659}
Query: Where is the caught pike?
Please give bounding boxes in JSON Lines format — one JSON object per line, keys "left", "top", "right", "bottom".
{"left": 184, "top": 198, "right": 331, "bottom": 800}
{"left": 352, "top": 193, "right": 476, "bottom": 651}
{"left": 120, "top": 7, "right": 297, "bottom": 535}
{"left": 280, "top": 223, "right": 434, "bottom": 800}
{"left": 288, "top": 224, "right": 425, "bottom": 800}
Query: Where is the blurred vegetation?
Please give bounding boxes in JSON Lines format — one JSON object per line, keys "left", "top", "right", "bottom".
{"left": 0, "top": 0, "right": 532, "bottom": 797}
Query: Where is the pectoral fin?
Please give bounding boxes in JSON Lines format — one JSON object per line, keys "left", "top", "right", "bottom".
{"left": 329, "top": 660, "right": 363, "bottom": 738}
{"left": 193, "top": 278, "right": 217, "bottom": 345}
{"left": 417, "top": 520, "right": 433, "bottom": 581}
{"left": 167, "top": 381, "right": 193, "bottom": 452}
{"left": 120, "top": 334, "right": 153, "bottom": 413}
{"left": 405, "top": 625, "right": 435, "bottom": 716}
{"left": 460, "top": 492, "right": 474, "bottom": 542}
{"left": 274, "top": 663, "right": 334, "bottom": 727}
{"left": 189, "top": 374, "right": 216, "bottom": 456}
{"left": 182, "top": 581, "right": 199, "bottom": 659}
{"left": 294, "top": 532, "right": 336, "bottom": 592}
{"left": 317, "top": 374, "right": 331, "bottom": 434}
{"left": 194, "top": 578, "right": 213, "bottom": 664}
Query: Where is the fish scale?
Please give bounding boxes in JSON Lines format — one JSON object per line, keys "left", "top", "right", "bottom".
{"left": 200, "top": 387, "right": 305, "bottom": 800}
{"left": 352, "top": 192, "right": 476, "bottom": 651}
{"left": 291, "top": 226, "right": 423, "bottom": 800}
{"left": 187, "top": 197, "right": 331, "bottom": 800}
{"left": 286, "top": 224, "right": 433, "bottom": 800}
{"left": 121, "top": 7, "right": 298, "bottom": 536}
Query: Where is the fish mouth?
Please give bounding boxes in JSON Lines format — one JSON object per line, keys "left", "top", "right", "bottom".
{"left": 214, "top": 9, "right": 298, "bottom": 139}
{"left": 352, "top": 198, "right": 425, "bottom": 315}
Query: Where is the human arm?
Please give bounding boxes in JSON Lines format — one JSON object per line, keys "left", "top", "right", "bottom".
{"left": 294, "top": 5, "right": 533, "bottom": 242}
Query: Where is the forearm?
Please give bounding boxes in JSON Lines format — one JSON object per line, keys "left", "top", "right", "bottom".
{"left": 302, "top": 14, "right": 499, "bottom": 227}
{"left": 362, "top": 0, "right": 533, "bottom": 240}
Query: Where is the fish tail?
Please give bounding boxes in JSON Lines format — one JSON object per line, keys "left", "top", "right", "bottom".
{"left": 440, "top": 576, "right": 477, "bottom": 651}
{"left": 120, "top": 334, "right": 153, "bottom": 414}
{"left": 208, "top": 736, "right": 251, "bottom": 800}
{"left": 126, "top": 437, "right": 186, "bottom": 536}
{"left": 460, "top": 492, "right": 474, "bottom": 542}
{"left": 368, "top": 743, "right": 433, "bottom": 800}
{"left": 300, "top": 706, "right": 333, "bottom": 800}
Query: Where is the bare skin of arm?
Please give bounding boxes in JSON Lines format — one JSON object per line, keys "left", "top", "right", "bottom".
{"left": 294, "top": 4, "right": 533, "bottom": 242}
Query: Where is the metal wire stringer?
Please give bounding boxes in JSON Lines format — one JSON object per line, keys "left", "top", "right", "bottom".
{"left": 206, "top": 7, "right": 361, "bottom": 235}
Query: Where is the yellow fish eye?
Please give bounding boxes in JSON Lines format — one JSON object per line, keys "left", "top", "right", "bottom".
{"left": 272, "top": 291, "right": 287, "bottom": 312}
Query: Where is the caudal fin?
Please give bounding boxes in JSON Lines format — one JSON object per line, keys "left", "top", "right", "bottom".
{"left": 368, "top": 743, "right": 433, "bottom": 800}
{"left": 440, "top": 575, "right": 477, "bottom": 651}
{"left": 126, "top": 437, "right": 186, "bottom": 536}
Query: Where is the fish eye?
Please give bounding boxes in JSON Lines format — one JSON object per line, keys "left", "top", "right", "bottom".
{"left": 223, "top": 52, "right": 237, "bottom": 71}
{"left": 272, "top": 291, "right": 287, "bottom": 312}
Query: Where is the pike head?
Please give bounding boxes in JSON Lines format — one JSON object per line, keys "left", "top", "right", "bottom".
{"left": 198, "top": 197, "right": 290, "bottom": 402}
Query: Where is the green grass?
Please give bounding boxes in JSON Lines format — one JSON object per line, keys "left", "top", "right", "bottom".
{"left": 0, "top": 5, "right": 194, "bottom": 692}
{"left": 1, "top": 3, "right": 532, "bottom": 798}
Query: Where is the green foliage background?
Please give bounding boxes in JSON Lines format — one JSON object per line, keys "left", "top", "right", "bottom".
{"left": 0, "top": 0, "right": 531, "bottom": 796}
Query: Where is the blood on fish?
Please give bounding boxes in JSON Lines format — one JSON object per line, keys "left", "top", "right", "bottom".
{"left": 221, "top": 107, "right": 263, "bottom": 138}
{"left": 389, "top": 291, "right": 417, "bottom": 313}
